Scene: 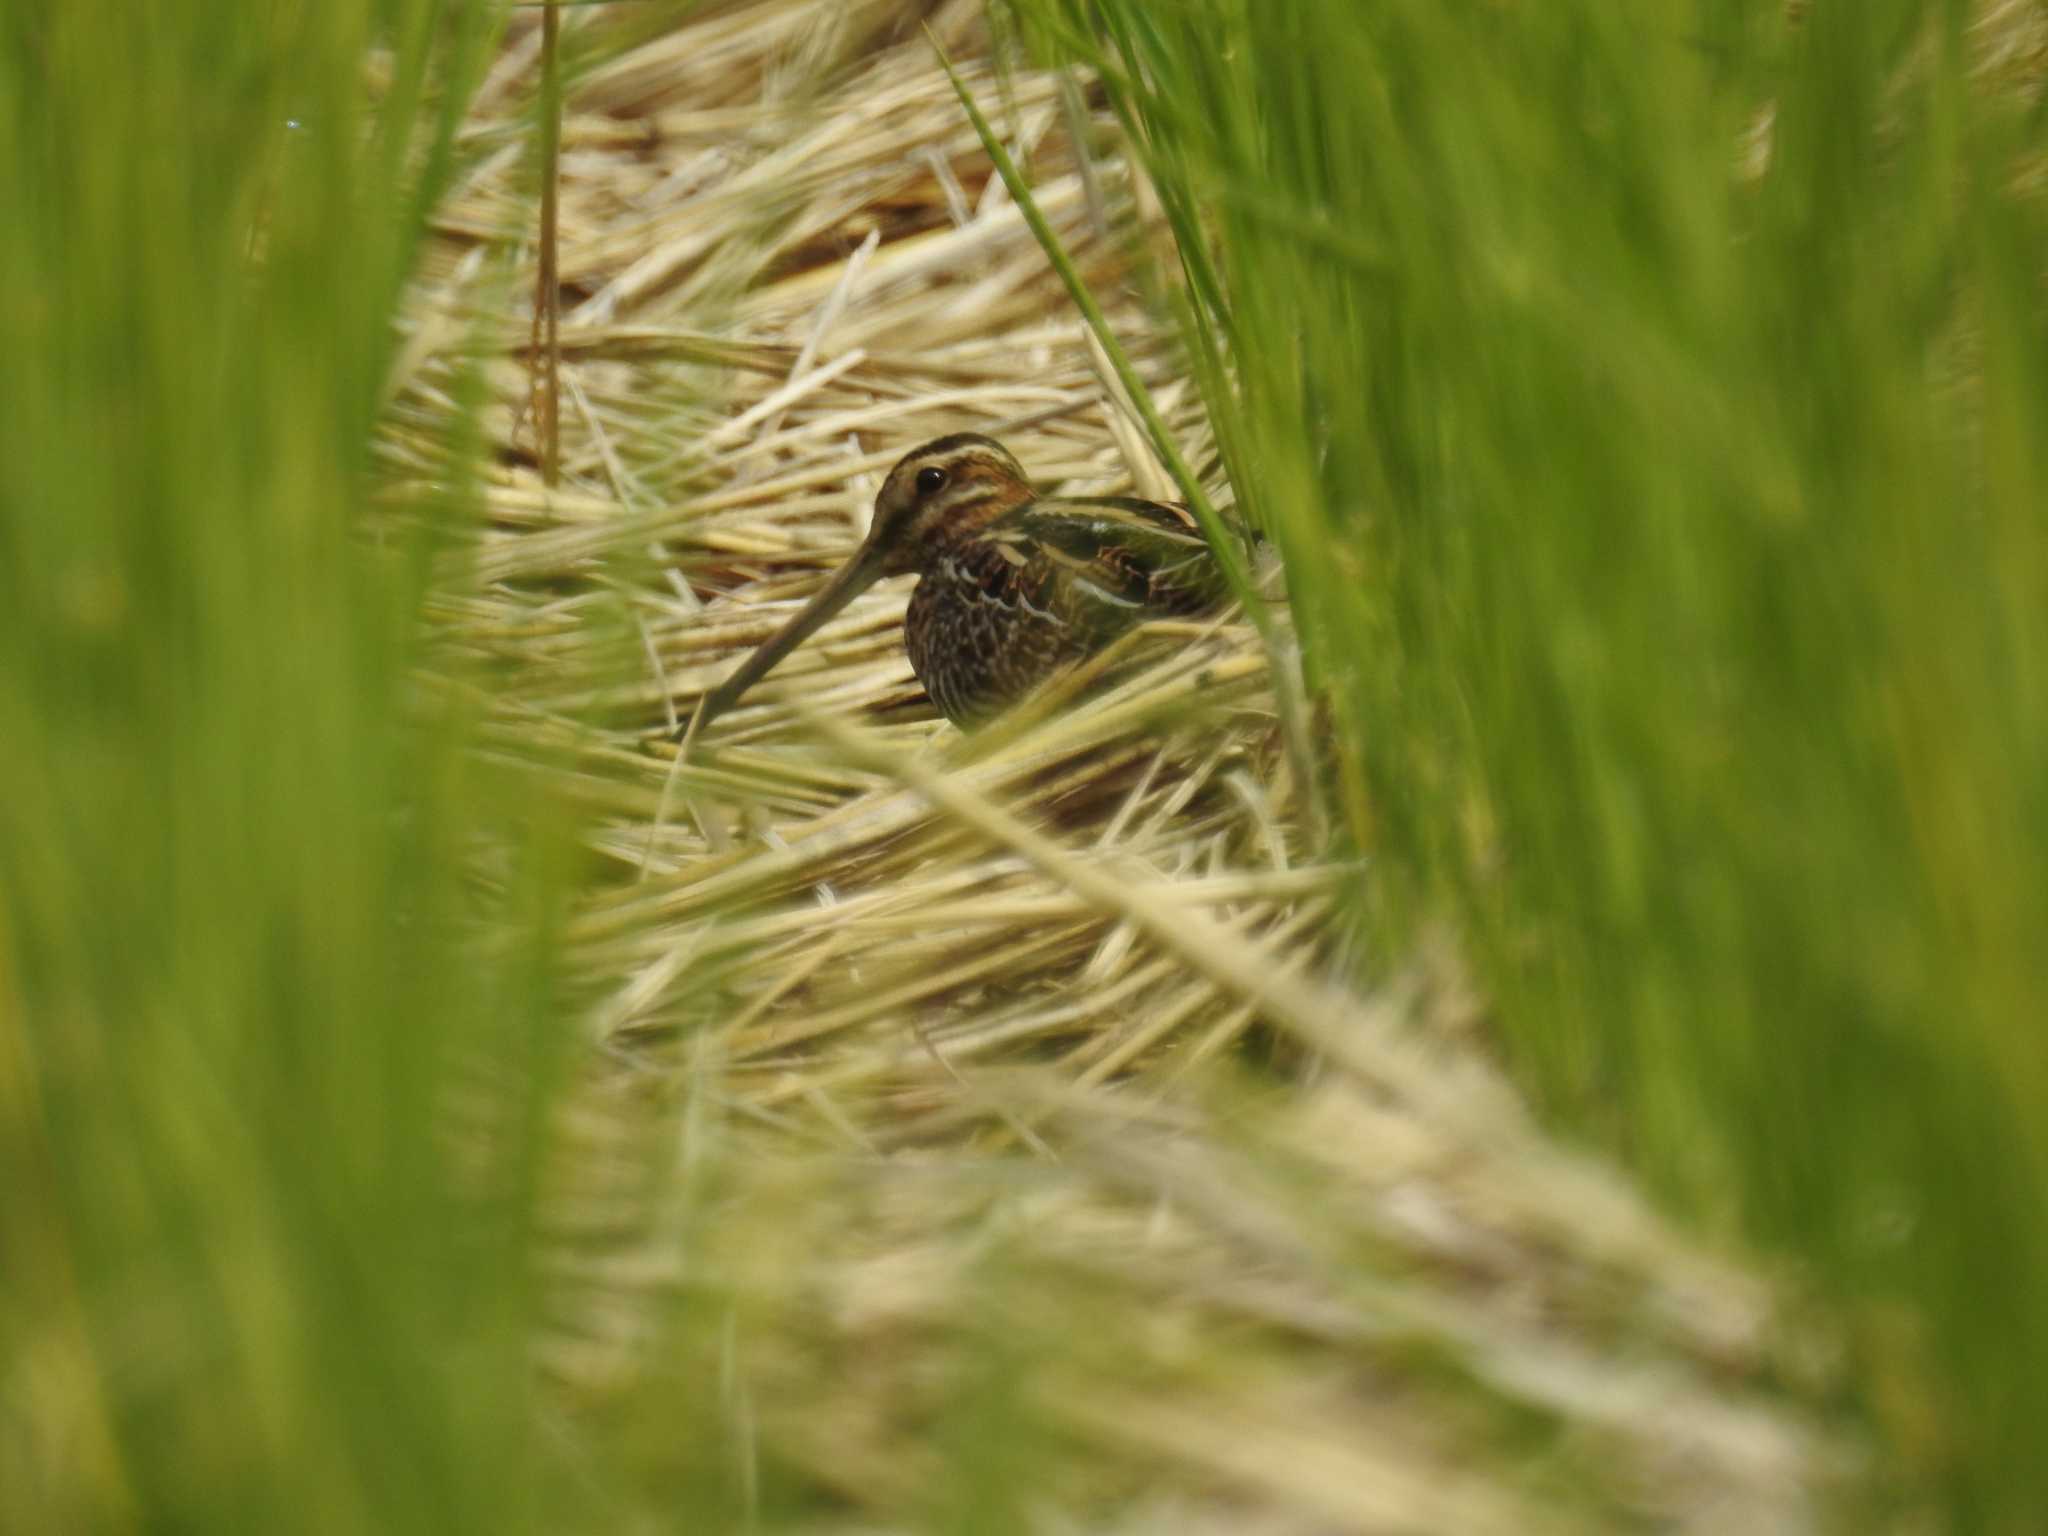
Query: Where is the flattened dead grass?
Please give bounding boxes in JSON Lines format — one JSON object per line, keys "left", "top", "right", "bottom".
{"left": 384, "top": 4, "right": 1857, "bottom": 1528}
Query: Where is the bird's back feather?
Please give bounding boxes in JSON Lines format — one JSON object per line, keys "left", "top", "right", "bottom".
{"left": 904, "top": 494, "right": 1235, "bottom": 724}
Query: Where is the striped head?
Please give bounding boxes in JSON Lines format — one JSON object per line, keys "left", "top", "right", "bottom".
{"left": 870, "top": 434, "right": 1034, "bottom": 575}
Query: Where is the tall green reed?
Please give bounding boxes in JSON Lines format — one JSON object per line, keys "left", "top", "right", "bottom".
{"left": 1009, "top": 0, "right": 2048, "bottom": 1522}
{"left": 0, "top": 5, "right": 589, "bottom": 1529}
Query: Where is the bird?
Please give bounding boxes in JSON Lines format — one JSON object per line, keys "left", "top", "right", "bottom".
{"left": 686, "top": 433, "right": 1235, "bottom": 734}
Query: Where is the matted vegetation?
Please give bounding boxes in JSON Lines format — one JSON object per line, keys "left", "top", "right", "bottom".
{"left": 387, "top": 2, "right": 1847, "bottom": 1530}
{"left": 9, "top": 0, "right": 2036, "bottom": 1530}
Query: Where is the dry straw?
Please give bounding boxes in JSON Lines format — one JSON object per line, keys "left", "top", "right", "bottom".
{"left": 385, "top": 3, "right": 1847, "bottom": 1527}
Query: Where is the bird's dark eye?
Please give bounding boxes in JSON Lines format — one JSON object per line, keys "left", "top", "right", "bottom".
{"left": 915, "top": 466, "right": 947, "bottom": 496}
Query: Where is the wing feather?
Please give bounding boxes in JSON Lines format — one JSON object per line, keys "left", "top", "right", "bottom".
{"left": 990, "top": 497, "right": 1232, "bottom": 629}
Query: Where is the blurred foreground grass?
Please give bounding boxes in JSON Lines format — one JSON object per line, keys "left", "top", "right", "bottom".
{"left": 1009, "top": 0, "right": 2048, "bottom": 1524}
{"left": 2, "top": 0, "right": 2038, "bottom": 1530}
{"left": 0, "top": 4, "right": 547, "bottom": 1528}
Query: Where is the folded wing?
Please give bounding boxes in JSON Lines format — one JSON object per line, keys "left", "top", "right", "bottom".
{"left": 992, "top": 497, "right": 1232, "bottom": 632}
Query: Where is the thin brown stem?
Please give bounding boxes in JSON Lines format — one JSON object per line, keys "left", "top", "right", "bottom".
{"left": 532, "top": 0, "right": 563, "bottom": 486}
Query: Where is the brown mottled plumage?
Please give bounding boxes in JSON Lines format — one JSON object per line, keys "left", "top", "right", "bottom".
{"left": 689, "top": 434, "right": 1232, "bottom": 732}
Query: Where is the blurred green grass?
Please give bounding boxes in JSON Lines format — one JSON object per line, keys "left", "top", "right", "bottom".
{"left": 0, "top": 4, "right": 550, "bottom": 1528}
{"left": 5, "top": 0, "right": 2040, "bottom": 1527}
{"left": 1009, "top": 0, "right": 2048, "bottom": 1523}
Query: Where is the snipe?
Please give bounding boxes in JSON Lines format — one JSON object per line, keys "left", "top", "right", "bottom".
{"left": 689, "top": 434, "right": 1233, "bottom": 733}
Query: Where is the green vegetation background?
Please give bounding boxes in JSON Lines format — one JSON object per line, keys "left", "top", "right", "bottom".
{"left": 1, "top": 0, "right": 2041, "bottom": 1529}
{"left": 1006, "top": 0, "right": 2046, "bottom": 1524}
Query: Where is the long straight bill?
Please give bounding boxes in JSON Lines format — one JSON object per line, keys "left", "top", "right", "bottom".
{"left": 684, "top": 542, "right": 890, "bottom": 738}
